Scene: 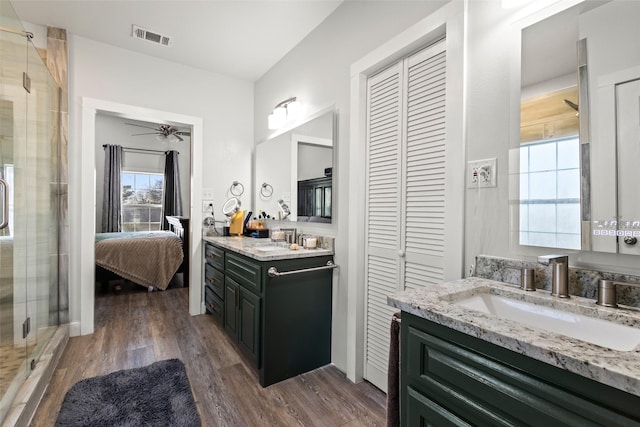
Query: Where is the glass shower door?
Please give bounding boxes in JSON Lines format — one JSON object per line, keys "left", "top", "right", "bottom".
{"left": 0, "top": 10, "right": 29, "bottom": 420}
{"left": 24, "top": 19, "right": 59, "bottom": 377}
{"left": 0, "top": 0, "right": 61, "bottom": 421}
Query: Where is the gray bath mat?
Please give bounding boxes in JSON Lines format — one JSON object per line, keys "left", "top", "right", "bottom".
{"left": 55, "top": 359, "right": 200, "bottom": 426}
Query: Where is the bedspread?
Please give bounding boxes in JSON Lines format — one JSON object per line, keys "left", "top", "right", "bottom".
{"left": 95, "top": 231, "right": 183, "bottom": 290}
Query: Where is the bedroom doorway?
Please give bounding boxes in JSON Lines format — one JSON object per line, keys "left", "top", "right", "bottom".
{"left": 94, "top": 114, "right": 191, "bottom": 292}
{"left": 79, "top": 98, "right": 204, "bottom": 335}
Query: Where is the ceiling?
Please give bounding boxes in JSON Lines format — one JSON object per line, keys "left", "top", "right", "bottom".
{"left": 9, "top": 0, "right": 343, "bottom": 82}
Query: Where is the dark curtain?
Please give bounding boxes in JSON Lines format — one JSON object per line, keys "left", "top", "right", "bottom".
{"left": 163, "top": 150, "right": 183, "bottom": 229}
{"left": 102, "top": 145, "right": 122, "bottom": 232}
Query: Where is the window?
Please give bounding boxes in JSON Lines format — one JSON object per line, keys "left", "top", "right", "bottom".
{"left": 519, "top": 137, "right": 581, "bottom": 250}
{"left": 122, "top": 172, "right": 164, "bottom": 231}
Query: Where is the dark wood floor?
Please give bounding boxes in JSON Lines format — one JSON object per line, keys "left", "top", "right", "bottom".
{"left": 30, "top": 281, "right": 387, "bottom": 426}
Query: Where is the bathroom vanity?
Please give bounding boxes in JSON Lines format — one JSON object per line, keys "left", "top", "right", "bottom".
{"left": 203, "top": 236, "right": 334, "bottom": 387}
{"left": 388, "top": 278, "right": 640, "bottom": 426}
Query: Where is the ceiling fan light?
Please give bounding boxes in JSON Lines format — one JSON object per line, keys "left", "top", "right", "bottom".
{"left": 156, "top": 133, "right": 166, "bottom": 142}
{"left": 167, "top": 133, "right": 180, "bottom": 143}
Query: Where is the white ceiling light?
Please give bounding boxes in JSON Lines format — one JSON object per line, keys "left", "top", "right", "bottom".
{"left": 268, "top": 106, "right": 287, "bottom": 130}
{"left": 267, "top": 97, "right": 304, "bottom": 130}
{"left": 286, "top": 99, "right": 302, "bottom": 121}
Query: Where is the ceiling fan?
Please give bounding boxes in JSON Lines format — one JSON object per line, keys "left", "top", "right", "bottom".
{"left": 126, "top": 122, "right": 191, "bottom": 142}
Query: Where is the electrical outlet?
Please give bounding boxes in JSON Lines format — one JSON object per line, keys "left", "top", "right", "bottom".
{"left": 202, "top": 200, "right": 214, "bottom": 212}
{"left": 467, "top": 158, "right": 497, "bottom": 188}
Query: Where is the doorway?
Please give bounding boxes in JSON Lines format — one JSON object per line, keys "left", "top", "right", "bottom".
{"left": 79, "top": 98, "right": 204, "bottom": 335}
{"left": 94, "top": 114, "right": 192, "bottom": 293}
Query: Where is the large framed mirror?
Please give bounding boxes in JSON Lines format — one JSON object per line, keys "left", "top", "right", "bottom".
{"left": 254, "top": 108, "right": 335, "bottom": 223}
{"left": 511, "top": 0, "right": 640, "bottom": 255}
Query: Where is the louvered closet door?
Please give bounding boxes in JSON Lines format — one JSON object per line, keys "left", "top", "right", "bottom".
{"left": 403, "top": 42, "right": 447, "bottom": 289}
{"left": 365, "top": 62, "right": 404, "bottom": 391}
{"left": 364, "top": 40, "right": 446, "bottom": 391}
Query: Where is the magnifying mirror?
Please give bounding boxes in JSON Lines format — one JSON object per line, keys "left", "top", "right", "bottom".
{"left": 222, "top": 197, "right": 241, "bottom": 217}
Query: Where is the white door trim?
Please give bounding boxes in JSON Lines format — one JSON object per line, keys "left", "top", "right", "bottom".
{"left": 346, "top": 1, "right": 466, "bottom": 383}
{"left": 78, "top": 97, "right": 204, "bottom": 335}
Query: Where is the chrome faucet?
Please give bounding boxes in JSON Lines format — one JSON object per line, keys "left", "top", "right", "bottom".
{"left": 596, "top": 279, "right": 640, "bottom": 308}
{"left": 537, "top": 255, "right": 569, "bottom": 298}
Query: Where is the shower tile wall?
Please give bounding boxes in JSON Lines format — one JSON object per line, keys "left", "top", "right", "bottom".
{"left": 46, "top": 27, "right": 68, "bottom": 325}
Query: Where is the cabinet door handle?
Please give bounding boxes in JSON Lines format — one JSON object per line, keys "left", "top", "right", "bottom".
{"left": 209, "top": 277, "right": 215, "bottom": 284}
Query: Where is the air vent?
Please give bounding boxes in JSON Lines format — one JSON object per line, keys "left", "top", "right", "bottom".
{"left": 132, "top": 25, "right": 171, "bottom": 46}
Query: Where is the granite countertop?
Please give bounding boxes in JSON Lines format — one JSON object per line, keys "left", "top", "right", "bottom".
{"left": 203, "top": 235, "right": 333, "bottom": 261}
{"left": 388, "top": 277, "right": 640, "bottom": 397}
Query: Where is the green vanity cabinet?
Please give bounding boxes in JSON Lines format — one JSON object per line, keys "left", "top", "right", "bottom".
{"left": 223, "top": 278, "right": 238, "bottom": 337}
{"left": 401, "top": 312, "right": 640, "bottom": 426}
{"left": 204, "top": 241, "right": 333, "bottom": 387}
{"left": 203, "top": 245, "right": 225, "bottom": 324}
{"left": 224, "top": 275, "right": 261, "bottom": 366}
{"left": 260, "top": 255, "right": 333, "bottom": 387}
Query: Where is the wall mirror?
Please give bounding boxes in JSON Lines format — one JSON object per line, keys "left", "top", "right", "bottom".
{"left": 254, "top": 108, "right": 335, "bottom": 223}
{"left": 511, "top": 0, "right": 640, "bottom": 256}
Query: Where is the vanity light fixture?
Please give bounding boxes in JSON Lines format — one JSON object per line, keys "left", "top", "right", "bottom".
{"left": 267, "top": 97, "right": 302, "bottom": 130}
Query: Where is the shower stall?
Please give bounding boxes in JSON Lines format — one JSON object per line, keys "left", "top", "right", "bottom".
{"left": 0, "top": 0, "right": 65, "bottom": 423}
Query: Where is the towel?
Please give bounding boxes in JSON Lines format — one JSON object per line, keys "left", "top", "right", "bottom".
{"left": 387, "top": 311, "right": 402, "bottom": 427}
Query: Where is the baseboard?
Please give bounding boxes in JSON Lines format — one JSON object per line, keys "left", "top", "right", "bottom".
{"left": 68, "top": 321, "right": 81, "bottom": 337}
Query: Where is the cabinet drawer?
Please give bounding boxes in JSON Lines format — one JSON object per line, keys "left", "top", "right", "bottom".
{"left": 204, "top": 243, "right": 224, "bottom": 271}
{"left": 403, "top": 315, "right": 640, "bottom": 426}
{"left": 406, "top": 386, "right": 470, "bottom": 427}
{"left": 225, "top": 252, "right": 261, "bottom": 294}
{"left": 204, "top": 263, "right": 224, "bottom": 299}
{"left": 205, "top": 285, "right": 223, "bottom": 323}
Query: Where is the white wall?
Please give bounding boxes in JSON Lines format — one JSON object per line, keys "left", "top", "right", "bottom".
{"left": 464, "top": 1, "right": 516, "bottom": 270}
{"left": 68, "top": 35, "right": 253, "bottom": 334}
{"left": 254, "top": 0, "right": 450, "bottom": 375}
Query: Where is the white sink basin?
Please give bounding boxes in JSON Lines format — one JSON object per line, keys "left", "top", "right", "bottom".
{"left": 254, "top": 245, "right": 286, "bottom": 252}
{"left": 454, "top": 293, "right": 640, "bottom": 352}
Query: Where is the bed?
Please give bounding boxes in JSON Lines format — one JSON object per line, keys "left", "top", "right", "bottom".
{"left": 95, "top": 216, "right": 190, "bottom": 290}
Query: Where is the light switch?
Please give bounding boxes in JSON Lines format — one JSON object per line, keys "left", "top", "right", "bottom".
{"left": 202, "top": 187, "right": 215, "bottom": 200}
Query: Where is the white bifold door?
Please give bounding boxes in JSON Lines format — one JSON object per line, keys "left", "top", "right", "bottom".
{"left": 364, "top": 39, "right": 457, "bottom": 391}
